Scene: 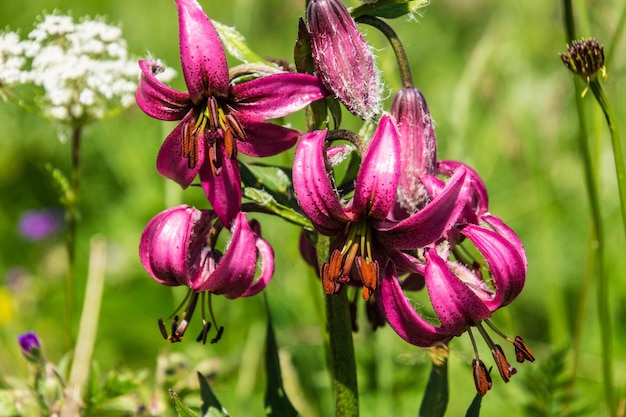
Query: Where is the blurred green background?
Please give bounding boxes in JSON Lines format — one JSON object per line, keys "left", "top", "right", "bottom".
{"left": 1, "top": 0, "right": 625, "bottom": 416}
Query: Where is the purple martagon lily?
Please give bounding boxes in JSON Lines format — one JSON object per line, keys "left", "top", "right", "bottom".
{"left": 377, "top": 87, "right": 533, "bottom": 396}
{"left": 136, "top": 0, "right": 328, "bottom": 227}
{"left": 140, "top": 205, "right": 273, "bottom": 343}
{"left": 293, "top": 113, "right": 470, "bottom": 301}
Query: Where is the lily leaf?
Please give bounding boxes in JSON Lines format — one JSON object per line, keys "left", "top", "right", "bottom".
{"left": 418, "top": 344, "right": 449, "bottom": 417}
{"left": 213, "top": 20, "right": 266, "bottom": 64}
{"left": 464, "top": 394, "right": 483, "bottom": 417}
{"left": 264, "top": 310, "right": 300, "bottom": 417}
{"left": 198, "top": 372, "right": 231, "bottom": 417}
{"left": 240, "top": 162, "right": 313, "bottom": 229}
{"left": 351, "top": 0, "right": 430, "bottom": 19}
{"left": 169, "top": 390, "right": 199, "bottom": 417}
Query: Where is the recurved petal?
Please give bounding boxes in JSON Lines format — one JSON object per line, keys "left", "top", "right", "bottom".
{"left": 481, "top": 213, "right": 528, "bottom": 271}
{"left": 352, "top": 114, "right": 400, "bottom": 221}
{"left": 156, "top": 113, "right": 204, "bottom": 188}
{"left": 240, "top": 229, "right": 274, "bottom": 297}
{"left": 460, "top": 223, "right": 526, "bottom": 310}
{"left": 139, "top": 205, "right": 199, "bottom": 286}
{"left": 424, "top": 249, "right": 492, "bottom": 336}
{"left": 235, "top": 116, "right": 300, "bottom": 157}
{"left": 199, "top": 142, "right": 242, "bottom": 229}
{"left": 175, "top": 0, "right": 229, "bottom": 102}
{"left": 136, "top": 60, "right": 192, "bottom": 121}
{"left": 293, "top": 130, "right": 349, "bottom": 235}
{"left": 377, "top": 262, "right": 451, "bottom": 347}
{"left": 233, "top": 73, "right": 328, "bottom": 120}
{"left": 438, "top": 160, "right": 489, "bottom": 216}
{"left": 193, "top": 212, "right": 257, "bottom": 298}
{"left": 376, "top": 168, "right": 469, "bottom": 249}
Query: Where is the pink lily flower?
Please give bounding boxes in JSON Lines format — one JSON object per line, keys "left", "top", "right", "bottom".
{"left": 136, "top": 0, "right": 328, "bottom": 227}
{"left": 139, "top": 205, "right": 273, "bottom": 343}
{"left": 293, "top": 113, "right": 470, "bottom": 301}
{"left": 380, "top": 87, "right": 533, "bottom": 395}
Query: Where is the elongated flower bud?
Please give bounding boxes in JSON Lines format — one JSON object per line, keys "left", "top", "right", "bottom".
{"left": 391, "top": 87, "right": 437, "bottom": 213}
{"left": 307, "top": 0, "right": 382, "bottom": 120}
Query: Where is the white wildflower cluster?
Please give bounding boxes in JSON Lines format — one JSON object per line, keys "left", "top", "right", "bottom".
{"left": 0, "top": 12, "right": 175, "bottom": 125}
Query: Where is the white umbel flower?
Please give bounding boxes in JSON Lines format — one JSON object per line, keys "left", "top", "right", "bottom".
{"left": 1, "top": 12, "right": 175, "bottom": 127}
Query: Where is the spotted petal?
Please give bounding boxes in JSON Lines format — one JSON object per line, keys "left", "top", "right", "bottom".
{"left": 460, "top": 222, "right": 526, "bottom": 310}
{"left": 352, "top": 114, "right": 400, "bottom": 221}
{"left": 377, "top": 262, "right": 451, "bottom": 347}
{"left": 193, "top": 212, "right": 257, "bottom": 298}
{"left": 376, "top": 168, "right": 469, "bottom": 249}
{"left": 233, "top": 72, "right": 328, "bottom": 120}
{"left": 176, "top": 0, "right": 229, "bottom": 102}
{"left": 425, "top": 249, "right": 492, "bottom": 336}
{"left": 156, "top": 112, "right": 205, "bottom": 188}
{"left": 293, "top": 129, "right": 350, "bottom": 235}
{"left": 240, "top": 220, "right": 275, "bottom": 297}
{"left": 236, "top": 116, "right": 300, "bottom": 157}
{"left": 199, "top": 142, "right": 242, "bottom": 229}
{"left": 136, "top": 60, "right": 192, "bottom": 121}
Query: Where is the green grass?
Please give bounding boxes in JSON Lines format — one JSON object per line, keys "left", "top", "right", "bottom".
{"left": 1, "top": 0, "right": 625, "bottom": 416}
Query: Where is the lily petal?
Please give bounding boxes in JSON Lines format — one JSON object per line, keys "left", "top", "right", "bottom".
{"left": 425, "top": 249, "right": 492, "bottom": 336}
{"left": 236, "top": 116, "right": 300, "bottom": 157}
{"left": 156, "top": 112, "right": 205, "bottom": 188}
{"left": 139, "top": 205, "right": 199, "bottom": 286}
{"left": 193, "top": 212, "right": 257, "bottom": 297}
{"left": 233, "top": 72, "right": 328, "bottom": 120}
{"left": 199, "top": 142, "right": 242, "bottom": 229}
{"left": 481, "top": 213, "right": 528, "bottom": 271}
{"left": 352, "top": 114, "right": 400, "bottom": 221}
{"left": 240, "top": 231, "right": 274, "bottom": 297}
{"left": 461, "top": 223, "right": 526, "bottom": 310}
{"left": 136, "top": 60, "right": 192, "bottom": 121}
{"left": 377, "top": 262, "right": 450, "bottom": 347}
{"left": 293, "top": 129, "right": 349, "bottom": 235}
{"left": 438, "top": 160, "right": 489, "bottom": 217}
{"left": 376, "top": 168, "right": 469, "bottom": 249}
{"left": 175, "top": 0, "right": 229, "bottom": 102}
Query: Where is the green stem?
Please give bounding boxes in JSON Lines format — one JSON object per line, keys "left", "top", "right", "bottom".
{"left": 562, "top": 2, "right": 615, "bottom": 415}
{"left": 355, "top": 15, "right": 413, "bottom": 89}
{"left": 605, "top": 1, "right": 626, "bottom": 67}
{"left": 64, "top": 125, "right": 83, "bottom": 349}
{"left": 316, "top": 235, "right": 359, "bottom": 417}
{"left": 588, "top": 79, "right": 626, "bottom": 239}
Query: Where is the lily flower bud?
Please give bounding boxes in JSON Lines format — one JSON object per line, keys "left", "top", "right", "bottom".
{"left": 307, "top": 0, "right": 382, "bottom": 120}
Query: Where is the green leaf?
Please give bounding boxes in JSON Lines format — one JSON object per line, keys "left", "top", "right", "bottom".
{"left": 264, "top": 310, "right": 300, "bottom": 417}
{"left": 239, "top": 162, "right": 313, "bottom": 229}
{"left": 418, "top": 345, "right": 449, "bottom": 417}
{"left": 464, "top": 394, "right": 483, "bottom": 417}
{"left": 198, "top": 372, "right": 231, "bottom": 417}
{"left": 213, "top": 20, "right": 266, "bottom": 64}
{"left": 351, "top": 0, "right": 430, "bottom": 20}
{"left": 170, "top": 389, "right": 200, "bottom": 417}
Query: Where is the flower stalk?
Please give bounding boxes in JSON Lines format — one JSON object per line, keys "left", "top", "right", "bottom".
{"left": 561, "top": 2, "right": 616, "bottom": 415}
{"left": 317, "top": 234, "right": 359, "bottom": 417}
{"left": 355, "top": 15, "right": 413, "bottom": 89}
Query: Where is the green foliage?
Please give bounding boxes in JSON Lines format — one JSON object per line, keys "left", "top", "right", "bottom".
{"left": 351, "top": 0, "right": 430, "bottom": 20}
{"left": 198, "top": 373, "right": 231, "bottom": 417}
{"left": 170, "top": 390, "right": 200, "bottom": 417}
{"left": 264, "top": 312, "right": 300, "bottom": 417}
{"left": 418, "top": 345, "right": 449, "bottom": 417}
{"left": 521, "top": 348, "right": 590, "bottom": 417}
{"left": 464, "top": 394, "right": 483, "bottom": 417}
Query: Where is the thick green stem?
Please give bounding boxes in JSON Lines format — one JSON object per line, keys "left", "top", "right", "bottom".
{"left": 316, "top": 235, "right": 359, "bottom": 417}
{"left": 64, "top": 125, "right": 83, "bottom": 349}
{"left": 355, "top": 15, "right": 413, "bottom": 89}
{"left": 562, "top": 2, "right": 616, "bottom": 415}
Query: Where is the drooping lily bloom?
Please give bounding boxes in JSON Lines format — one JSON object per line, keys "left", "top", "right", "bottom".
{"left": 382, "top": 87, "right": 533, "bottom": 395}
{"left": 307, "top": 0, "right": 382, "bottom": 120}
{"left": 293, "top": 113, "right": 470, "bottom": 301}
{"left": 136, "top": 0, "right": 328, "bottom": 227}
{"left": 139, "top": 205, "right": 273, "bottom": 343}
